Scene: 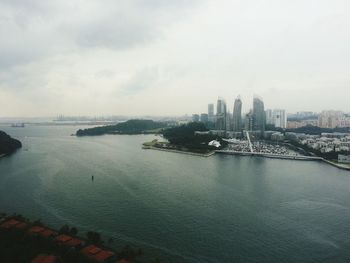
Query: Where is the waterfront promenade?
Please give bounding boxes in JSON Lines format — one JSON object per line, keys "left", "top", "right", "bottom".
{"left": 216, "top": 150, "right": 350, "bottom": 171}
{"left": 215, "top": 150, "right": 323, "bottom": 161}
{"left": 143, "top": 146, "right": 350, "bottom": 171}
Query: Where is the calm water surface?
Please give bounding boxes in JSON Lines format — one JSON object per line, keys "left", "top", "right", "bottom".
{"left": 1, "top": 125, "right": 350, "bottom": 262}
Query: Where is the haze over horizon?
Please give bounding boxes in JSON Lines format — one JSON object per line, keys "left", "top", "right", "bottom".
{"left": 1, "top": 0, "right": 349, "bottom": 117}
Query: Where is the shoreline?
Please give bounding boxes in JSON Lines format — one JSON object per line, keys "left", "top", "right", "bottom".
{"left": 144, "top": 146, "right": 350, "bottom": 171}
{"left": 215, "top": 150, "right": 323, "bottom": 161}
{"left": 216, "top": 151, "right": 350, "bottom": 171}
{"left": 143, "top": 146, "right": 215, "bottom": 157}
{"left": 322, "top": 159, "right": 350, "bottom": 171}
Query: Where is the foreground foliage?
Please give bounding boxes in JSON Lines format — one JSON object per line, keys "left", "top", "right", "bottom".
{"left": 162, "top": 122, "right": 226, "bottom": 153}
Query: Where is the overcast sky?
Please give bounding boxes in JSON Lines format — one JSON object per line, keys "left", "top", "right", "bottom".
{"left": 1, "top": 0, "right": 349, "bottom": 117}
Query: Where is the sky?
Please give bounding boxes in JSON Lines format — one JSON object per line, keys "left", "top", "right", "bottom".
{"left": 0, "top": 0, "right": 349, "bottom": 117}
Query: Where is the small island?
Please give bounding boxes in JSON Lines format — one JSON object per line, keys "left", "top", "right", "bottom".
{"left": 76, "top": 119, "right": 167, "bottom": 136}
{"left": 0, "top": 131, "right": 22, "bottom": 157}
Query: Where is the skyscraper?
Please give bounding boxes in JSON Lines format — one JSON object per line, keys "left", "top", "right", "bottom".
{"left": 265, "top": 109, "right": 274, "bottom": 125}
{"left": 233, "top": 96, "right": 242, "bottom": 132}
{"left": 244, "top": 110, "right": 254, "bottom": 131}
{"left": 208, "top": 104, "right": 214, "bottom": 117}
{"left": 208, "top": 103, "right": 215, "bottom": 123}
{"left": 216, "top": 97, "right": 227, "bottom": 130}
{"left": 253, "top": 96, "right": 265, "bottom": 132}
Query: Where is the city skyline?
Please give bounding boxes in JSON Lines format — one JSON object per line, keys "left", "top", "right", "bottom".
{"left": 0, "top": 0, "right": 350, "bottom": 117}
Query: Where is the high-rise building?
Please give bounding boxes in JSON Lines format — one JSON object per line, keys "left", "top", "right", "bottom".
{"left": 226, "top": 110, "right": 232, "bottom": 131}
{"left": 208, "top": 103, "right": 215, "bottom": 123}
{"left": 318, "top": 111, "right": 343, "bottom": 128}
{"left": 208, "top": 104, "right": 214, "bottom": 117}
{"left": 265, "top": 109, "right": 274, "bottom": 125}
{"left": 253, "top": 96, "right": 265, "bottom": 132}
{"left": 273, "top": 109, "right": 287, "bottom": 129}
{"left": 232, "top": 96, "right": 242, "bottom": 132}
{"left": 244, "top": 110, "right": 254, "bottom": 131}
{"left": 216, "top": 97, "right": 227, "bottom": 130}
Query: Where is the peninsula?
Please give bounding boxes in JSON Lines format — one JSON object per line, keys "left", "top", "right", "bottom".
{"left": 144, "top": 122, "right": 227, "bottom": 154}
{"left": 0, "top": 131, "right": 22, "bottom": 156}
{"left": 76, "top": 119, "right": 167, "bottom": 136}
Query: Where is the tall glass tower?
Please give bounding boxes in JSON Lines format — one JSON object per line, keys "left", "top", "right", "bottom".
{"left": 233, "top": 96, "right": 242, "bottom": 132}
{"left": 253, "top": 96, "right": 265, "bottom": 132}
{"left": 216, "top": 97, "right": 227, "bottom": 130}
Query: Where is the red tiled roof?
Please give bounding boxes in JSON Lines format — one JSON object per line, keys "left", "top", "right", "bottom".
{"left": 39, "top": 229, "right": 57, "bottom": 238}
{"left": 31, "top": 254, "right": 57, "bottom": 263}
{"left": 93, "top": 250, "right": 114, "bottom": 262}
{"left": 55, "top": 234, "right": 72, "bottom": 243}
{"left": 81, "top": 245, "right": 101, "bottom": 255}
{"left": 0, "top": 219, "right": 20, "bottom": 229}
{"left": 81, "top": 245, "right": 114, "bottom": 261}
{"left": 29, "top": 226, "right": 45, "bottom": 234}
{"left": 14, "top": 222, "right": 28, "bottom": 230}
{"left": 66, "top": 238, "right": 83, "bottom": 247}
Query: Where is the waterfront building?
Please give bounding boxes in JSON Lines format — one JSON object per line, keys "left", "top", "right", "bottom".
{"left": 192, "top": 114, "right": 200, "bottom": 122}
{"left": 253, "top": 96, "right": 265, "bottom": 132}
{"left": 216, "top": 97, "right": 227, "bottom": 130}
{"left": 233, "top": 96, "right": 242, "bottom": 132}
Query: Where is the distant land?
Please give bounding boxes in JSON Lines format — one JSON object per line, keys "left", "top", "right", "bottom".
{"left": 76, "top": 119, "right": 168, "bottom": 136}
{"left": 0, "top": 131, "right": 22, "bottom": 156}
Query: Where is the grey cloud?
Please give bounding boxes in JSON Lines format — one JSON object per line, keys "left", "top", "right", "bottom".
{"left": 119, "top": 67, "right": 161, "bottom": 95}
{"left": 0, "top": 0, "right": 198, "bottom": 69}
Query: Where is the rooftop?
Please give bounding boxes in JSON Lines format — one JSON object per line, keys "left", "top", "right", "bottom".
{"left": 31, "top": 254, "right": 57, "bottom": 263}
{"left": 81, "top": 245, "right": 115, "bottom": 262}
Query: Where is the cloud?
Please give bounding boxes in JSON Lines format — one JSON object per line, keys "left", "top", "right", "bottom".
{"left": 0, "top": 0, "right": 198, "bottom": 68}
{"left": 119, "top": 67, "right": 161, "bottom": 95}
{"left": 1, "top": 0, "right": 350, "bottom": 116}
